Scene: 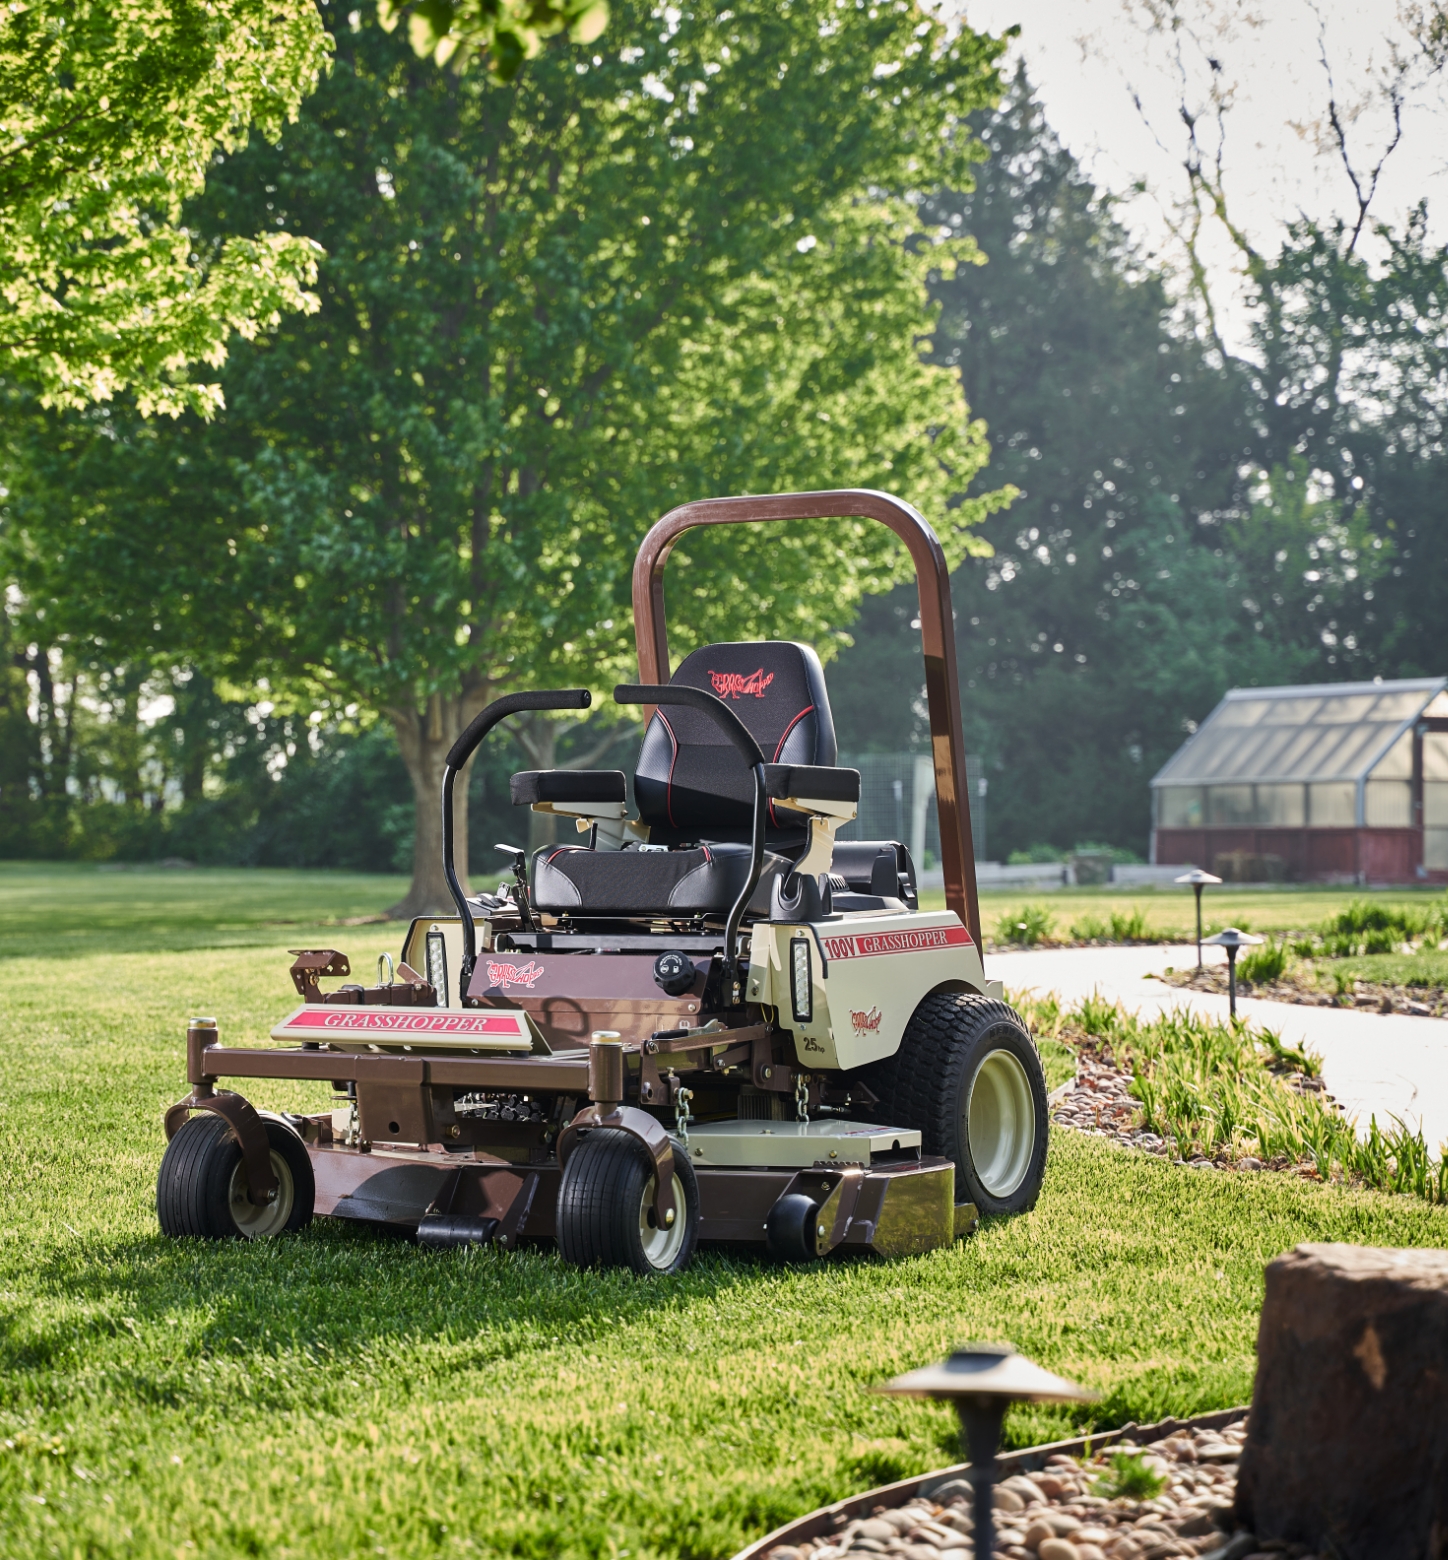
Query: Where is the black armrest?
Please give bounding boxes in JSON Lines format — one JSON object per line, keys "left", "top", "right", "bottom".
{"left": 510, "top": 770, "right": 627, "bottom": 807}
{"left": 763, "top": 764, "right": 861, "bottom": 804}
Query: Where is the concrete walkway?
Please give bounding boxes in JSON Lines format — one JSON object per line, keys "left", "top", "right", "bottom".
{"left": 988, "top": 943, "right": 1448, "bottom": 1154}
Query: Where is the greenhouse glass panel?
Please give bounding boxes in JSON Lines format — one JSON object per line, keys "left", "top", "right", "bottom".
{"left": 1425, "top": 783, "right": 1448, "bottom": 828}
{"left": 1425, "top": 734, "right": 1448, "bottom": 782}
{"left": 1207, "top": 785, "right": 1255, "bottom": 825}
{"left": 1428, "top": 831, "right": 1448, "bottom": 871}
{"left": 1364, "top": 780, "right": 1412, "bottom": 827}
{"left": 1371, "top": 730, "right": 1413, "bottom": 779}
{"left": 1308, "top": 782, "right": 1356, "bottom": 826}
{"left": 1158, "top": 787, "right": 1203, "bottom": 827}
{"left": 1256, "top": 784, "right": 1307, "bottom": 826}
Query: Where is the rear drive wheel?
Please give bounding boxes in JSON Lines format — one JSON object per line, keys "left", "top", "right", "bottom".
{"left": 764, "top": 1191, "right": 821, "bottom": 1264}
{"left": 556, "top": 1128, "right": 698, "bottom": 1275}
{"left": 157, "top": 1113, "right": 315, "bottom": 1240}
{"left": 871, "top": 993, "right": 1048, "bottom": 1217}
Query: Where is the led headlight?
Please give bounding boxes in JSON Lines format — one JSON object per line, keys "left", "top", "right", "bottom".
{"left": 426, "top": 926, "right": 449, "bottom": 1007}
{"left": 789, "top": 935, "right": 813, "bottom": 1025}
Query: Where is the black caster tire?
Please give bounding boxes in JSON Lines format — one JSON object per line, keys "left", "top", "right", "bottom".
{"left": 870, "top": 993, "right": 1048, "bottom": 1217}
{"left": 765, "top": 1192, "right": 821, "bottom": 1264}
{"left": 556, "top": 1128, "right": 699, "bottom": 1275}
{"left": 157, "top": 1112, "right": 315, "bottom": 1240}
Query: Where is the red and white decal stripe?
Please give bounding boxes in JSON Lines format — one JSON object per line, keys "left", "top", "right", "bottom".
{"left": 820, "top": 925, "right": 973, "bottom": 961}
{"left": 272, "top": 1006, "right": 529, "bottom": 1037}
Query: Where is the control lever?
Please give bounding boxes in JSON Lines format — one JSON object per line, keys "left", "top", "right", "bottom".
{"left": 495, "top": 844, "right": 537, "bottom": 932}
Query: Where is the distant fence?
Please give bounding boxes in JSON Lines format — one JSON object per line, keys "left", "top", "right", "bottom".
{"left": 836, "top": 752, "right": 987, "bottom": 865}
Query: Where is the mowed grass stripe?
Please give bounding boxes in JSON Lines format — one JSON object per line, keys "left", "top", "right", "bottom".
{"left": 3, "top": 867, "right": 1448, "bottom": 1559}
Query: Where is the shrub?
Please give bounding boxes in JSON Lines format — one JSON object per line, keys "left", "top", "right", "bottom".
{"left": 995, "top": 904, "right": 1056, "bottom": 946}
{"left": 1238, "top": 939, "right": 1288, "bottom": 985}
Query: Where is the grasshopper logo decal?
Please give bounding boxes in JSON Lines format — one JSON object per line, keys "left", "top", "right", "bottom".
{"left": 486, "top": 959, "right": 546, "bottom": 990}
{"left": 850, "top": 1006, "right": 883, "bottom": 1035}
{"left": 709, "top": 668, "right": 774, "bottom": 699}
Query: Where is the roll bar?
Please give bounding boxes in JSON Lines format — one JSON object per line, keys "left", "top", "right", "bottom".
{"left": 631, "top": 489, "right": 981, "bottom": 947}
{"left": 442, "top": 688, "right": 591, "bottom": 1000}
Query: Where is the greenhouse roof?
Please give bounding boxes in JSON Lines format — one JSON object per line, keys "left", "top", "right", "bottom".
{"left": 1152, "top": 678, "right": 1448, "bottom": 789}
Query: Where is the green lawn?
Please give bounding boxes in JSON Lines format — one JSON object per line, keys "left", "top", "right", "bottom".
{"left": 917, "top": 881, "right": 1448, "bottom": 945}
{"left": 4, "top": 865, "right": 1448, "bottom": 1560}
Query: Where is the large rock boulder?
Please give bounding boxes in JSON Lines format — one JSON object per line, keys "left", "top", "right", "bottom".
{"left": 1236, "top": 1242, "right": 1448, "bottom": 1559}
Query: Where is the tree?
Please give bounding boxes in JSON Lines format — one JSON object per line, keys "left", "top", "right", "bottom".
{"left": 0, "top": 0, "right": 329, "bottom": 415}
{"left": 7, "top": 0, "right": 1012, "bottom": 914}
{"left": 379, "top": 0, "right": 609, "bottom": 79}
{"left": 830, "top": 72, "right": 1390, "bottom": 856}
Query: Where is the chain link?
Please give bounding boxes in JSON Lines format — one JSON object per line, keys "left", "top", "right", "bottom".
{"left": 675, "top": 1083, "right": 694, "bottom": 1147}
{"left": 795, "top": 1072, "right": 810, "bottom": 1122}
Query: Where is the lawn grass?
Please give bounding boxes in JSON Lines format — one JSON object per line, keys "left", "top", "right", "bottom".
{"left": 1324, "top": 949, "right": 1448, "bottom": 987}
{"left": 5, "top": 865, "right": 1448, "bottom": 1560}
{"left": 919, "top": 882, "right": 1448, "bottom": 944}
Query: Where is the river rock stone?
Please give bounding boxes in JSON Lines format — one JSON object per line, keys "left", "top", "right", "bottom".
{"left": 1235, "top": 1242, "right": 1448, "bottom": 1559}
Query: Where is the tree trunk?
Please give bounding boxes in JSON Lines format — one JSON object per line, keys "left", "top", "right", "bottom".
{"left": 512, "top": 712, "right": 558, "bottom": 854}
{"left": 387, "top": 693, "right": 483, "bottom": 921}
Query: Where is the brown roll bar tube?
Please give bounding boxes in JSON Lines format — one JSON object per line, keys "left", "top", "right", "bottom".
{"left": 632, "top": 489, "right": 982, "bottom": 947}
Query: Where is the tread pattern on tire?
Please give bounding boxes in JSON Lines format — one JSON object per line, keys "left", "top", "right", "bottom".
{"left": 556, "top": 1127, "right": 698, "bottom": 1274}
{"left": 868, "top": 992, "right": 1049, "bottom": 1216}
{"left": 157, "top": 1112, "right": 314, "bottom": 1240}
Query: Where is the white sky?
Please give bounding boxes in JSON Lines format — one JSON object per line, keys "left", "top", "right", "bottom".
{"left": 953, "top": 0, "right": 1448, "bottom": 350}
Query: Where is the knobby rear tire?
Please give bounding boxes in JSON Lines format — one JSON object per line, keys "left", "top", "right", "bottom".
{"left": 868, "top": 992, "right": 1048, "bottom": 1217}
{"left": 157, "top": 1113, "right": 315, "bottom": 1240}
{"left": 556, "top": 1128, "right": 699, "bottom": 1276}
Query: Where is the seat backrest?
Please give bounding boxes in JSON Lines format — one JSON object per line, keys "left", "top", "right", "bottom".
{"left": 635, "top": 641, "right": 836, "bottom": 840}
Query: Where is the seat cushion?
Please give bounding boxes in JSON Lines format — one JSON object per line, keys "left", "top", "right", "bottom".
{"left": 532, "top": 842, "right": 790, "bottom": 917}
{"left": 635, "top": 641, "right": 837, "bottom": 843}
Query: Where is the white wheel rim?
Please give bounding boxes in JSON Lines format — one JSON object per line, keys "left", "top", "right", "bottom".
{"left": 638, "top": 1172, "right": 688, "bottom": 1269}
{"left": 966, "top": 1048, "right": 1036, "bottom": 1199}
{"left": 228, "top": 1149, "right": 294, "bottom": 1238}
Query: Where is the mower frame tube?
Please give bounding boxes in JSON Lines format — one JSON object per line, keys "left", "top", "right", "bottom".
{"left": 615, "top": 683, "right": 768, "bottom": 996}
{"left": 441, "top": 688, "right": 592, "bottom": 1002}
{"left": 631, "top": 490, "right": 982, "bottom": 947}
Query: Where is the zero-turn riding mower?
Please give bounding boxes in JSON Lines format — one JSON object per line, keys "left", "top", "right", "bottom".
{"left": 156, "top": 491, "right": 1049, "bottom": 1273}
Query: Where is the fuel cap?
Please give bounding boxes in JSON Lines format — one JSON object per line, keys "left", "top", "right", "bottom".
{"left": 653, "top": 949, "right": 696, "bottom": 996}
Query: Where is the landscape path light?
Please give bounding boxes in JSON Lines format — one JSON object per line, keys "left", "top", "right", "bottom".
{"left": 875, "top": 1342, "right": 1097, "bottom": 1560}
{"left": 1202, "top": 926, "right": 1263, "bottom": 1019}
{"left": 1174, "top": 868, "right": 1223, "bottom": 969}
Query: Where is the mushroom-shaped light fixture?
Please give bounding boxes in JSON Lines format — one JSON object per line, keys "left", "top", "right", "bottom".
{"left": 1202, "top": 926, "right": 1263, "bottom": 1018}
{"left": 876, "top": 1344, "right": 1097, "bottom": 1558}
{"left": 1174, "top": 868, "right": 1223, "bottom": 969}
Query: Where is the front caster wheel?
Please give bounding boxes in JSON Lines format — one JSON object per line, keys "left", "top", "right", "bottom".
{"left": 157, "top": 1113, "right": 315, "bottom": 1240}
{"left": 872, "top": 993, "right": 1049, "bottom": 1217}
{"left": 556, "top": 1128, "right": 699, "bottom": 1275}
{"left": 764, "top": 1192, "right": 821, "bottom": 1264}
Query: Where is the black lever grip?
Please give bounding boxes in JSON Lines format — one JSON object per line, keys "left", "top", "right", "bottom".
{"left": 614, "top": 684, "right": 766, "bottom": 768}
{"left": 445, "top": 689, "right": 590, "bottom": 771}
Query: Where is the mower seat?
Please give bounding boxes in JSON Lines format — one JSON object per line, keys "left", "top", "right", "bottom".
{"left": 518, "top": 641, "right": 904, "bottom": 918}
{"left": 532, "top": 841, "right": 793, "bottom": 916}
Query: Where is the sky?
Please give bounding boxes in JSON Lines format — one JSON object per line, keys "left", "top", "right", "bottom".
{"left": 954, "top": 0, "right": 1448, "bottom": 349}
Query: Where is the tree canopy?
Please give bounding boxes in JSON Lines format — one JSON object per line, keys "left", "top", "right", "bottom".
{"left": 6, "top": 0, "right": 1011, "bottom": 911}
{"left": 0, "top": 0, "right": 329, "bottom": 414}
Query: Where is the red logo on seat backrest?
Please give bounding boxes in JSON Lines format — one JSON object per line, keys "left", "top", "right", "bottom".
{"left": 710, "top": 668, "right": 774, "bottom": 699}
{"left": 487, "top": 960, "right": 545, "bottom": 989}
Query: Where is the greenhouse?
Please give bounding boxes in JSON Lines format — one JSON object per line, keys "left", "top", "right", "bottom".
{"left": 1151, "top": 677, "right": 1448, "bottom": 883}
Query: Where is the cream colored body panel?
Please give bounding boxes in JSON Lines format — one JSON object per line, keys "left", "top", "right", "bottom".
{"left": 682, "top": 1118, "right": 922, "bottom": 1168}
{"left": 747, "top": 909, "right": 990, "bottom": 1071}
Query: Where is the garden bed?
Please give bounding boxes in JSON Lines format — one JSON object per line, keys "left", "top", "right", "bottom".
{"left": 1019, "top": 992, "right": 1448, "bottom": 1202}
{"left": 742, "top": 1410, "right": 1252, "bottom": 1560}
{"left": 1157, "top": 962, "right": 1446, "bottom": 1018}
